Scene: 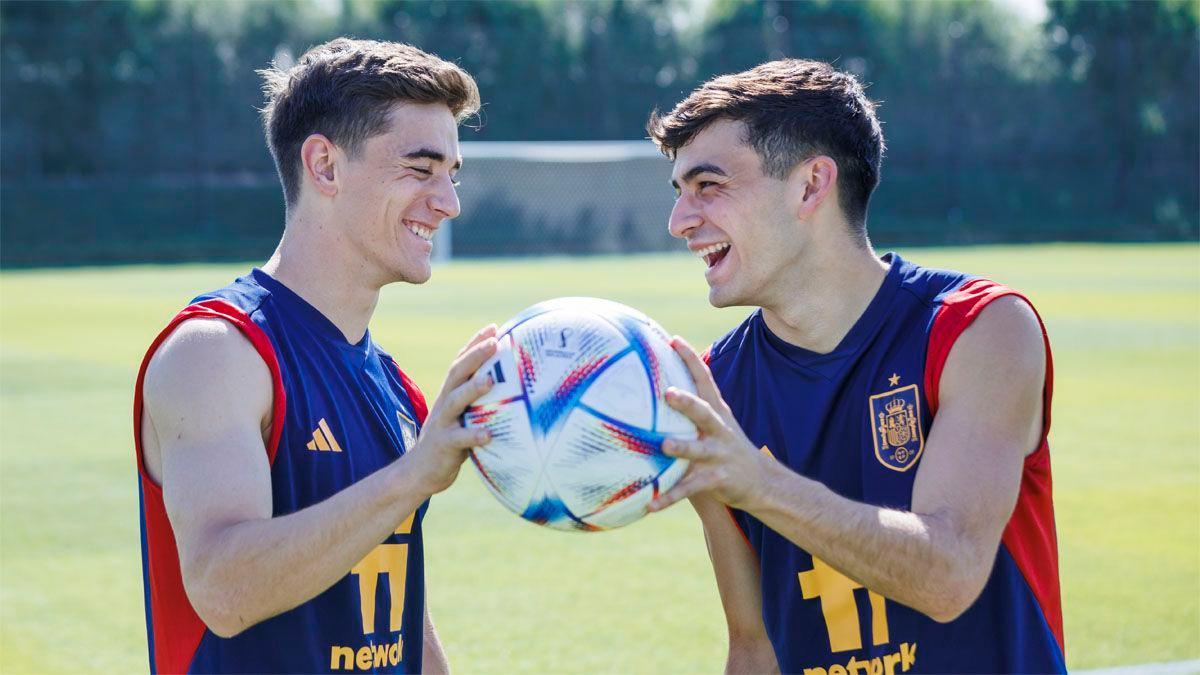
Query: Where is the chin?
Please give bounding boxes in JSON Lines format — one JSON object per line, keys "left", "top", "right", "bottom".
{"left": 405, "top": 268, "right": 433, "bottom": 285}
{"left": 708, "top": 278, "right": 757, "bottom": 308}
{"left": 707, "top": 284, "right": 737, "bottom": 308}
{"left": 389, "top": 261, "right": 432, "bottom": 285}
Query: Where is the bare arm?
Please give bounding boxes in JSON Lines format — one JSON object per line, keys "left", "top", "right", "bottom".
{"left": 422, "top": 606, "right": 450, "bottom": 674}
{"left": 690, "top": 495, "right": 779, "bottom": 674}
{"left": 652, "top": 297, "right": 1046, "bottom": 621}
{"left": 142, "top": 319, "right": 497, "bottom": 637}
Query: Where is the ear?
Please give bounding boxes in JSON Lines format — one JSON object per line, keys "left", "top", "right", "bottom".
{"left": 300, "top": 134, "right": 339, "bottom": 198}
{"left": 789, "top": 155, "right": 838, "bottom": 221}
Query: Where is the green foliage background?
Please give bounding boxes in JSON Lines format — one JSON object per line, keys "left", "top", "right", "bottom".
{"left": 2, "top": 0, "right": 1198, "bottom": 265}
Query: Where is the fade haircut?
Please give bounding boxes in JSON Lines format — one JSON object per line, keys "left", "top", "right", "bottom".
{"left": 647, "top": 59, "right": 884, "bottom": 236}
{"left": 259, "top": 38, "right": 481, "bottom": 207}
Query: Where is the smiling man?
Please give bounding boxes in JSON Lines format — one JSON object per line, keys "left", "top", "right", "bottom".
{"left": 134, "top": 39, "right": 498, "bottom": 674}
{"left": 645, "top": 60, "right": 1065, "bottom": 673}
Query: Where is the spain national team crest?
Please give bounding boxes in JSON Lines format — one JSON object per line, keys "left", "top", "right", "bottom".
{"left": 396, "top": 409, "right": 419, "bottom": 452}
{"left": 869, "top": 383, "right": 925, "bottom": 472}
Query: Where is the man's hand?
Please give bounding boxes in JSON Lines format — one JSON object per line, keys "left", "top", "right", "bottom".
{"left": 647, "top": 336, "right": 778, "bottom": 513}
{"left": 407, "top": 324, "right": 499, "bottom": 494}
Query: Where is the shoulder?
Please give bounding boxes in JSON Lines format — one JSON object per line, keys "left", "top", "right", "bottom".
{"left": 143, "top": 317, "right": 272, "bottom": 414}
{"left": 706, "top": 311, "right": 760, "bottom": 370}
{"left": 375, "top": 344, "right": 402, "bottom": 373}
{"left": 373, "top": 345, "right": 412, "bottom": 388}
{"left": 149, "top": 317, "right": 261, "bottom": 368}
{"left": 954, "top": 295, "right": 1046, "bottom": 370}
{"left": 940, "top": 294, "right": 1046, "bottom": 405}
{"left": 932, "top": 293, "right": 1048, "bottom": 461}
{"left": 890, "top": 255, "right": 973, "bottom": 309}
{"left": 373, "top": 346, "right": 430, "bottom": 422}
{"left": 189, "top": 271, "right": 274, "bottom": 317}
{"left": 923, "top": 276, "right": 1049, "bottom": 410}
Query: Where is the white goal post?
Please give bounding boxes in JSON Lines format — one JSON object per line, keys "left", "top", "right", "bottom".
{"left": 435, "top": 140, "right": 676, "bottom": 261}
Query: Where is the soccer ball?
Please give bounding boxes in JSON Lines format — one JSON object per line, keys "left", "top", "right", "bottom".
{"left": 462, "top": 297, "right": 698, "bottom": 531}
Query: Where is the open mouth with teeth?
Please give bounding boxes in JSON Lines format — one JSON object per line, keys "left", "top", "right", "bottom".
{"left": 695, "top": 242, "right": 731, "bottom": 269}
{"left": 404, "top": 221, "right": 434, "bottom": 243}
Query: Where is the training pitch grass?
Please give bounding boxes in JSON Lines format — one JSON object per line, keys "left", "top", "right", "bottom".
{"left": 0, "top": 243, "right": 1197, "bottom": 672}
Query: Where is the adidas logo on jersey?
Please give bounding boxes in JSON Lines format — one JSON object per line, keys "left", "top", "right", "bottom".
{"left": 306, "top": 418, "right": 344, "bottom": 452}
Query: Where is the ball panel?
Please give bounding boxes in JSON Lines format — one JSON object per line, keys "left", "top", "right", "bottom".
{"left": 593, "top": 303, "right": 697, "bottom": 434}
{"left": 580, "top": 453, "right": 689, "bottom": 530}
{"left": 612, "top": 317, "right": 666, "bottom": 424}
{"left": 645, "top": 327, "right": 701, "bottom": 438}
{"left": 520, "top": 492, "right": 598, "bottom": 532}
{"left": 546, "top": 407, "right": 678, "bottom": 522}
{"left": 579, "top": 351, "right": 654, "bottom": 429}
{"left": 509, "top": 310, "right": 630, "bottom": 437}
{"left": 578, "top": 482, "right": 656, "bottom": 531}
{"left": 465, "top": 398, "right": 540, "bottom": 515}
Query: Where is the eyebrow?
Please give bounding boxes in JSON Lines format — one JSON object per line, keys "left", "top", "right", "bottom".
{"left": 403, "top": 148, "right": 462, "bottom": 171}
{"left": 670, "top": 162, "right": 727, "bottom": 190}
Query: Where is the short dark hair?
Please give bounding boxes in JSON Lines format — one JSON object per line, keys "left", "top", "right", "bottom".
{"left": 259, "top": 38, "right": 481, "bottom": 207}
{"left": 647, "top": 59, "right": 884, "bottom": 234}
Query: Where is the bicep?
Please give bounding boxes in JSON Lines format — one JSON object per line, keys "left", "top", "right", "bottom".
{"left": 143, "top": 319, "right": 275, "bottom": 569}
{"left": 692, "top": 496, "right": 766, "bottom": 640}
{"left": 913, "top": 296, "right": 1046, "bottom": 550}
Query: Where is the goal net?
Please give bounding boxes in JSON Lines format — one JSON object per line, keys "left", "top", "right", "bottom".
{"left": 438, "top": 141, "right": 678, "bottom": 260}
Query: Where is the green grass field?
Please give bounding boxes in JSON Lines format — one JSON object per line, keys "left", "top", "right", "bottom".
{"left": 1, "top": 243, "right": 1197, "bottom": 673}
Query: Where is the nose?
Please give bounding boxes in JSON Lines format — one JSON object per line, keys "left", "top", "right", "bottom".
{"left": 429, "top": 174, "right": 461, "bottom": 220}
{"left": 668, "top": 194, "right": 702, "bottom": 240}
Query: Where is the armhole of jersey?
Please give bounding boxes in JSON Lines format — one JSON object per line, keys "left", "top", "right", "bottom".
{"left": 390, "top": 362, "right": 429, "bottom": 425}
{"left": 135, "top": 298, "right": 287, "bottom": 482}
{"left": 132, "top": 298, "right": 286, "bottom": 675}
{"left": 923, "top": 278, "right": 1054, "bottom": 435}
{"left": 923, "top": 278, "right": 1064, "bottom": 656}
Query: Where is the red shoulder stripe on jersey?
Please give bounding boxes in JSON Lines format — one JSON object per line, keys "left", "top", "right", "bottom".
{"left": 391, "top": 363, "right": 429, "bottom": 425}
{"left": 923, "top": 278, "right": 1064, "bottom": 655}
{"left": 133, "top": 299, "right": 286, "bottom": 674}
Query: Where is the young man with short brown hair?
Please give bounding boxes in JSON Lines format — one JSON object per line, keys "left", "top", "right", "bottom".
{"left": 135, "top": 38, "right": 496, "bottom": 674}
{"left": 647, "top": 59, "right": 1064, "bottom": 674}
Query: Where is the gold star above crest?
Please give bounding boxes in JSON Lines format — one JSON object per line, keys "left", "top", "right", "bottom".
{"left": 888, "top": 373, "right": 901, "bottom": 386}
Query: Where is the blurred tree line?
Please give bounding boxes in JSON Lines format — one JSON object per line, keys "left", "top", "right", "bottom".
{"left": 1, "top": 0, "right": 1197, "bottom": 265}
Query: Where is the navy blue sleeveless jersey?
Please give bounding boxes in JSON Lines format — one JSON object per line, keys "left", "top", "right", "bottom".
{"left": 708, "top": 253, "right": 1064, "bottom": 674}
{"left": 134, "top": 269, "right": 430, "bottom": 674}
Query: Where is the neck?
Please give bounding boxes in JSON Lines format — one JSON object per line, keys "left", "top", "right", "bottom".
{"left": 262, "top": 211, "right": 381, "bottom": 344}
{"left": 759, "top": 234, "right": 889, "bottom": 354}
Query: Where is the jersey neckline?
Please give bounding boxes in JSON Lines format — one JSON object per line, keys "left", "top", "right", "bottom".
{"left": 249, "top": 268, "right": 375, "bottom": 357}
{"left": 755, "top": 252, "right": 905, "bottom": 377}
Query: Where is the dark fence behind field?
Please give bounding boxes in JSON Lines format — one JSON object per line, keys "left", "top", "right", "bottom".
{"left": 2, "top": 0, "right": 1197, "bottom": 266}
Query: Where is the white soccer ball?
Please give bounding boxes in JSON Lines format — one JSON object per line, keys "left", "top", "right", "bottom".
{"left": 462, "top": 297, "right": 698, "bottom": 531}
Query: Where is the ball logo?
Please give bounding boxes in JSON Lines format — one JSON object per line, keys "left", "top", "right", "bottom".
{"left": 545, "top": 326, "right": 576, "bottom": 359}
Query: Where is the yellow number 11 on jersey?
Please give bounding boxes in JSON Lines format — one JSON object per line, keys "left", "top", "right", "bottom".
{"left": 351, "top": 512, "right": 414, "bottom": 635}
{"left": 798, "top": 556, "right": 890, "bottom": 652}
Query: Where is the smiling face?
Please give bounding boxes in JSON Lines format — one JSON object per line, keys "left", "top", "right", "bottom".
{"left": 334, "top": 102, "right": 462, "bottom": 286}
{"left": 668, "top": 119, "right": 806, "bottom": 309}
